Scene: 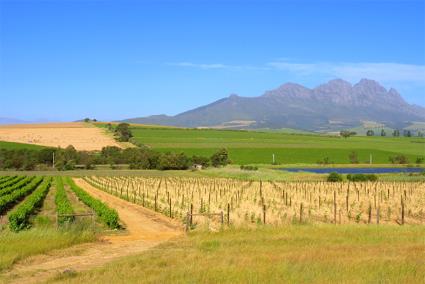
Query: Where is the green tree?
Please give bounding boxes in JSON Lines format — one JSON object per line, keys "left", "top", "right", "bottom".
{"left": 366, "top": 130, "right": 375, "bottom": 136}
{"left": 115, "top": 123, "right": 133, "bottom": 142}
{"left": 210, "top": 148, "right": 230, "bottom": 167}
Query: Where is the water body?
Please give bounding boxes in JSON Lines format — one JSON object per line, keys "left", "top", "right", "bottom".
{"left": 280, "top": 167, "right": 425, "bottom": 174}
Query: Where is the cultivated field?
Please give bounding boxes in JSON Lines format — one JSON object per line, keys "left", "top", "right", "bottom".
{"left": 86, "top": 176, "right": 425, "bottom": 227}
{"left": 0, "top": 175, "right": 181, "bottom": 283}
{"left": 0, "top": 123, "right": 121, "bottom": 151}
{"left": 97, "top": 124, "right": 425, "bottom": 164}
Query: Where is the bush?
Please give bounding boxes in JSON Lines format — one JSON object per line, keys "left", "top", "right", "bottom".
{"left": 0, "top": 177, "right": 43, "bottom": 214}
{"left": 211, "top": 148, "right": 230, "bottom": 167}
{"left": 240, "top": 165, "right": 258, "bottom": 171}
{"left": 8, "top": 177, "right": 51, "bottom": 231}
{"left": 55, "top": 177, "right": 74, "bottom": 224}
{"left": 191, "top": 155, "right": 210, "bottom": 168}
{"left": 66, "top": 178, "right": 119, "bottom": 229}
{"left": 416, "top": 157, "right": 424, "bottom": 164}
{"left": 158, "top": 152, "right": 190, "bottom": 170}
{"left": 327, "top": 172, "right": 343, "bottom": 182}
{"left": 347, "top": 174, "right": 378, "bottom": 182}
{"left": 389, "top": 155, "right": 409, "bottom": 164}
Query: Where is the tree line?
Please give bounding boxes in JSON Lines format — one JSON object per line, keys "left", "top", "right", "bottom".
{"left": 0, "top": 146, "right": 230, "bottom": 171}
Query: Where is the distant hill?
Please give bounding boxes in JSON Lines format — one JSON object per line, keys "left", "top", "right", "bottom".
{"left": 122, "top": 79, "right": 425, "bottom": 132}
{"left": 0, "top": 117, "right": 29, "bottom": 125}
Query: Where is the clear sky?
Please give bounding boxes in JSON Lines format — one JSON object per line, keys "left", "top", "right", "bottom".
{"left": 0, "top": 0, "right": 424, "bottom": 122}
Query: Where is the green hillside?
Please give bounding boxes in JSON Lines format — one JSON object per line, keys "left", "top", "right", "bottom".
{"left": 106, "top": 125, "right": 425, "bottom": 165}
{"left": 0, "top": 141, "right": 46, "bottom": 150}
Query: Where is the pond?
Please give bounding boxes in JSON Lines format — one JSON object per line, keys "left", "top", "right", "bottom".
{"left": 280, "top": 167, "right": 425, "bottom": 174}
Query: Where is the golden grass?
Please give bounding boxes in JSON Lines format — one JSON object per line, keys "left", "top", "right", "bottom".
{"left": 51, "top": 225, "right": 425, "bottom": 283}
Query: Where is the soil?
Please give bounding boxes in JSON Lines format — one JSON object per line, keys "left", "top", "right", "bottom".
{"left": 0, "top": 122, "right": 121, "bottom": 151}
{"left": 2, "top": 178, "right": 183, "bottom": 284}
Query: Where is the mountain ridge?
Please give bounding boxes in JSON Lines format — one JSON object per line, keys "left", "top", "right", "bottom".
{"left": 122, "top": 79, "right": 425, "bottom": 131}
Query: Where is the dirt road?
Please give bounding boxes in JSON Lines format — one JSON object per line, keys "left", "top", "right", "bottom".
{"left": 2, "top": 178, "right": 183, "bottom": 284}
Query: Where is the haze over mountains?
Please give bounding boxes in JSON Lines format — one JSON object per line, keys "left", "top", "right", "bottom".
{"left": 123, "top": 79, "right": 425, "bottom": 132}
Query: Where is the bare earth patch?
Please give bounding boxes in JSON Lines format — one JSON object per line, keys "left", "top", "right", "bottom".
{"left": 0, "top": 123, "right": 120, "bottom": 151}
{"left": 2, "top": 178, "right": 183, "bottom": 284}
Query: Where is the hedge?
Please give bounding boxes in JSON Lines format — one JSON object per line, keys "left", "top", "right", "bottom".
{"left": 65, "top": 177, "right": 119, "bottom": 229}
{"left": 8, "top": 177, "right": 51, "bottom": 232}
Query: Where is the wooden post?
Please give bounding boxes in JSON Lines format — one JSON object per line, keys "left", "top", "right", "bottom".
{"left": 155, "top": 194, "right": 157, "bottom": 212}
{"left": 220, "top": 211, "right": 224, "bottom": 225}
{"left": 263, "top": 204, "right": 266, "bottom": 224}
{"left": 190, "top": 203, "right": 193, "bottom": 227}
{"left": 401, "top": 195, "right": 405, "bottom": 225}
{"left": 227, "top": 203, "right": 230, "bottom": 225}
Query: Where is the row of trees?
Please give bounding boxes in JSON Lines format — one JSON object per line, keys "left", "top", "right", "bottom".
{"left": 341, "top": 129, "right": 424, "bottom": 138}
{"left": 0, "top": 145, "right": 230, "bottom": 171}
{"left": 366, "top": 129, "right": 423, "bottom": 137}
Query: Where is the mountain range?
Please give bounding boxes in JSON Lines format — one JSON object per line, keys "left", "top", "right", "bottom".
{"left": 122, "top": 79, "right": 425, "bottom": 132}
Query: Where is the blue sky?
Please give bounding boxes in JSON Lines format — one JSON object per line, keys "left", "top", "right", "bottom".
{"left": 0, "top": 0, "right": 424, "bottom": 122}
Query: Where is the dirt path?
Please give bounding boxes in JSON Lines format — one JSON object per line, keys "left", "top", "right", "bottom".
{"left": 2, "top": 178, "right": 183, "bottom": 284}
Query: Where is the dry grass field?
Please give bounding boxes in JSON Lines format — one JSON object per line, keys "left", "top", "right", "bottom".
{"left": 0, "top": 123, "right": 121, "bottom": 151}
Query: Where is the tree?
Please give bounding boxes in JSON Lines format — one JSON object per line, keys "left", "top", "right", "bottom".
{"left": 191, "top": 155, "right": 210, "bottom": 168}
{"left": 366, "top": 130, "right": 375, "bottom": 136}
{"left": 380, "top": 129, "right": 386, "bottom": 137}
{"left": 393, "top": 129, "right": 400, "bottom": 137}
{"left": 403, "top": 130, "right": 412, "bottom": 137}
{"left": 327, "top": 172, "right": 343, "bottom": 182}
{"left": 340, "top": 130, "right": 356, "bottom": 138}
{"left": 210, "top": 148, "right": 230, "bottom": 167}
{"left": 115, "top": 123, "right": 133, "bottom": 142}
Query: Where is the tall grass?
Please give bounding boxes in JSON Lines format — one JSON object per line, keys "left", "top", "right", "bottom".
{"left": 0, "top": 227, "right": 96, "bottom": 271}
{"left": 52, "top": 225, "right": 425, "bottom": 283}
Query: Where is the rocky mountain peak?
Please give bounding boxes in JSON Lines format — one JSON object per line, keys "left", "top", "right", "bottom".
{"left": 263, "top": 82, "right": 311, "bottom": 98}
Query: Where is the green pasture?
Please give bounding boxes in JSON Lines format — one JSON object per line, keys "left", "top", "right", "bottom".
{"left": 0, "top": 141, "right": 46, "bottom": 150}
{"left": 124, "top": 125, "right": 425, "bottom": 164}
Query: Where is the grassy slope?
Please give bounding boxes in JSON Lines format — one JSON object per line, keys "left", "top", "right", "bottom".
{"left": 52, "top": 225, "right": 425, "bottom": 283}
{"left": 122, "top": 126, "right": 425, "bottom": 164}
{"left": 0, "top": 141, "right": 46, "bottom": 150}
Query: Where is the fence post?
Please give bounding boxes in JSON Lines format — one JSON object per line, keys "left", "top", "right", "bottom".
{"left": 263, "top": 204, "right": 266, "bottom": 224}
{"left": 221, "top": 211, "right": 224, "bottom": 225}
{"left": 190, "top": 203, "right": 193, "bottom": 227}
{"left": 227, "top": 203, "right": 230, "bottom": 225}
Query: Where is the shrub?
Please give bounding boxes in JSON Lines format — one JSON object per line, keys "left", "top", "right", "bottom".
{"left": 211, "top": 148, "right": 230, "bottom": 167}
{"left": 55, "top": 177, "right": 74, "bottom": 224}
{"left": 327, "top": 172, "right": 343, "bottom": 182}
{"left": 0, "top": 177, "right": 43, "bottom": 214}
{"left": 347, "top": 174, "right": 378, "bottom": 182}
{"left": 8, "top": 177, "right": 51, "bottom": 231}
{"left": 158, "top": 152, "right": 190, "bottom": 170}
{"left": 66, "top": 178, "right": 119, "bottom": 229}
{"left": 191, "top": 155, "right": 210, "bottom": 168}
{"left": 389, "top": 155, "right": 409, "bottom": 164}
{"left": 240, "top": 165, "right": 258, "bottom": 171}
